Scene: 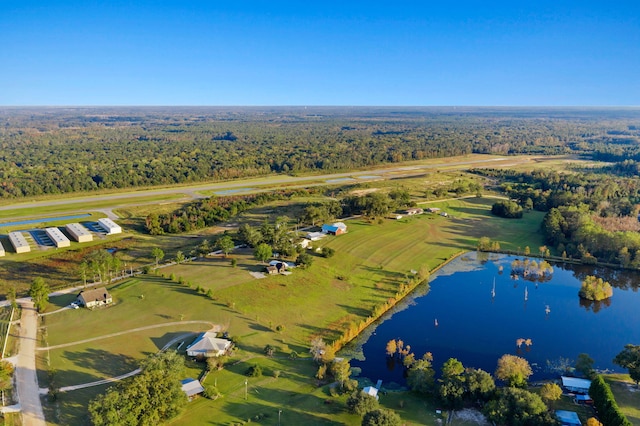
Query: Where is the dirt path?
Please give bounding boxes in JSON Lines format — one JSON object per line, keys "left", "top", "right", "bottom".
{"left": 15, "top": 301, "right": 46, "bottom": 426}
{"left": 40, "top": 331, "right": 200, "bottom": 393}
{"left": 37, "top": 320, "right": 217, "bottom": 351}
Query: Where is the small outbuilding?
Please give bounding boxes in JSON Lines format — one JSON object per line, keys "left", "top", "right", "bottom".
{"left": 181, "top": 378, "right": 205, "bottom": 400}
{"left": 404, "top": 208, "right": 424, "bottom": 215}
{"left": 9, "top": 231, "right": 30, "bottom": 253}
{"left": 186, "top": 332, "right": 232, "bottom": 358}
{"left": 556, "top": 410, "right": 581, "bottom": 426}
{"left": 362, "top": 386, "right": 379, "bottom": 400}
{"left": 306, "top": 231, "right": 326, "bottom": 241}
{"left": 426, "top": 207, "right": 441, "bottom": 213}
{"left": 98, "top": 218, "right": 122, "bottom": 235}
{"left": 45, "top": 227, "right": 71, "bottom": 248}
{"left": 77, "top": 287, "right": 113, "bottom": 308}
{"left": 0, "top": 240, "right": 5, "bottom": 257}
{"left": 322, "top": 222, "right": 347, "bottom": 235}
{"left": 561, "top": 376, "right": 592, "bottom": 394}
{"left": 66, "top": 223, "right": 93, "bottom": 243}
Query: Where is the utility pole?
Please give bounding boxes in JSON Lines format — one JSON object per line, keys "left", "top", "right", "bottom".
{"left": 244, "top": 379, "right": 248, "bottom": 400}
{"left": 278, "top": 409, "right": 282, "bottom": 425}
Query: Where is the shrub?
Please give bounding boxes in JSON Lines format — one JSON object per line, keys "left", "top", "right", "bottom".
{"left": 203, "top": 385, "right": 221, "bottom": 400}
{"left": 491, "top": 200, "right": 523, "bottom": 219}
{"left": 346, "top": 391, "right": 379, "bottom": 416}
{"left": 246, "top": 364, "right": 262, "bottom": 377}
{"left": 321, "top": 247, "right": 335, "bottom": 258}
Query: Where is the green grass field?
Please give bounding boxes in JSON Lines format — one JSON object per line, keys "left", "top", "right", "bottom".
{"left": 605, "top": 374, "right": 640, "bottom": 425}
{"left": 37, "top": 196, "right": 547, "bottom": 425}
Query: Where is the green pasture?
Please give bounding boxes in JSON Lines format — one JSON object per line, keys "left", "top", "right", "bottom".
{"left": 605, "top": 374, "right": 640, "bottom": 425}
{"left": 38, "top": 195, "right": 548, "bottom": 425}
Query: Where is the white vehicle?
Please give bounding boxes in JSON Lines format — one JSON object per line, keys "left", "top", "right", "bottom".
{"left": 70, "top": 302, "right": 79, "bottom": 309}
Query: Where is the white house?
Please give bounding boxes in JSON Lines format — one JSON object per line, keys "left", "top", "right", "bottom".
{"left": 77, "top": 287, "right": 113, "bottom": 308}
{"left": 186, "top": 332, "right": 232, "bottom": 357}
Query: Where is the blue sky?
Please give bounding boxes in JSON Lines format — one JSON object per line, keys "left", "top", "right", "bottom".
{"left": 1, "top": 1, "right": 639, "bottom": 106}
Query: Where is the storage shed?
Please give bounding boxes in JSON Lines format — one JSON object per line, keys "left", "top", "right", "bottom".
{"left": 45, "top": 227, "right": 71, "bottom": 248}
{"left": 98, "top": 218, "right": 122, "bottom": 235}
{"left": 9, "top": 232, "right": 30, "bottom": 253}
{"left": 66, "top": 223, "right": 93, "bottom": 243}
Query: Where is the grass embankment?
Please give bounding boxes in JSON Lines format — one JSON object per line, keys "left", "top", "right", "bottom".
{"left": 39, "top": 197, "right": 545, "bottom": 425}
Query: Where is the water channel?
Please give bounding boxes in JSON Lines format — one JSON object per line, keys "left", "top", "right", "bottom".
{"left": 346, "top": 252, "right": 640, "bottom": 388}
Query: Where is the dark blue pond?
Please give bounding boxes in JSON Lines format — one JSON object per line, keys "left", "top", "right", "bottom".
{"left": 0, "top": 213, "right": 91, "bottom": 229}
{"left": 348, "top": 252, "right": 640, "bottom": 387}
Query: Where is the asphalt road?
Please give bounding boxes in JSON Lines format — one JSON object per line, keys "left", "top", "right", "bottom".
{"left": 0, "top": 156, "right": 513, "bottom": 218}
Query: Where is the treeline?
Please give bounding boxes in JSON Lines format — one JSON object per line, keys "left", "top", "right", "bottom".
{"left": 0, "top": 106, "right": 638, "bottom": 198}
{"left": 589, "top": 375, "right": 632, "bottom": 426}
{"left": 145, "top": 189, "right": 313, "bottom": 234}
{"left": 471, "top": 167, "right": 640, "bottom": 265}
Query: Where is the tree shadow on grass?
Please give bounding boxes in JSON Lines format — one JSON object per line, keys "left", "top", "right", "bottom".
{"left": 61, "top": 348, "right": 138, "bottom": 386}
{"left": 150, "top": 331, "right": 199, "bottom": 351}
{"left": 222, "top": 398, "right": 344, "bottom": 425}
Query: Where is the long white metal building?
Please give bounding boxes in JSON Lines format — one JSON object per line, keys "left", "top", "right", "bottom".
{"left": 9, "top": 231, "right": 30, "bottom": 253}
{"left": 98, "top": 218, "right": 122, "bottom": 235}
{"left": 45, "top": 227, "right": 71, "bottom": 248}
{"left": 66, "top": 223, "right": 93, "bottom": 243}
{"left": 0, "top": 240, "right": 5, "bottom": 257}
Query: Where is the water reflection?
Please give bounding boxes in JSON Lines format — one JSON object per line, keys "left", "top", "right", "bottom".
{"left": 347, "top": 252, "right": 640, "bottom": 385}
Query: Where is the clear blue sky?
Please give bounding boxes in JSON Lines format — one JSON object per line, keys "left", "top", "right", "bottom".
{"left": 1, "top": 1, "right": 639, "bottom": 106}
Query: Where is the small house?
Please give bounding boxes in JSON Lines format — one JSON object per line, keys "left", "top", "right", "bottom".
{"left": 186, "top": 332, "right": 232, "bottom": 357}
{"left": 561, "top": 376, "right": 592, "bottom": 394}
{"left": 426, "top": 207, "right": 441, "bottom": 213}
{"left": 322, "top": 222, "right": 347, "bottom": 235}
{"left": 181, "top": 378, "right": 204, "bottom": 400}
{"left": 404, "top": 208, "right": 424, "bottom": 215}
{"left": 76, "top": 287, "right": 113, "bottom": 308}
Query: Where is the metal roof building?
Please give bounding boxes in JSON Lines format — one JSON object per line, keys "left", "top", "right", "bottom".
{"left": 561, "top": 376, "right": 592, "bottom": 394}
{"left": 46, "top": 227, "right": 71, "bottom": 248}
{"left": 8, "top": 231, "right": 30, "bottom": 253}
{"left": 66, "top": 223, "right": 93, "bottom": 243}
{"left": 98, "top": 218, "right": 122, "bottom": 235}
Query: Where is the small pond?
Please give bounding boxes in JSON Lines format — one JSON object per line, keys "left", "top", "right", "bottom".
{"left": 347, "top": 252, "right": 640, "bottom": 387}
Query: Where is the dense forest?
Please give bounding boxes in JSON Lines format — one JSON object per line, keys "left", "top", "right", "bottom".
{"left": 0, "top": 106, "right": 639, "bottom": 198}
{"left": 472, "top": 167, "right": 640, "bottom": 266}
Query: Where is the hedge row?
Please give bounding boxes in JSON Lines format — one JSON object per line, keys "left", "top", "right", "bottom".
{"left": 589, "top": 375, "right": 631, "bottom": 426}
